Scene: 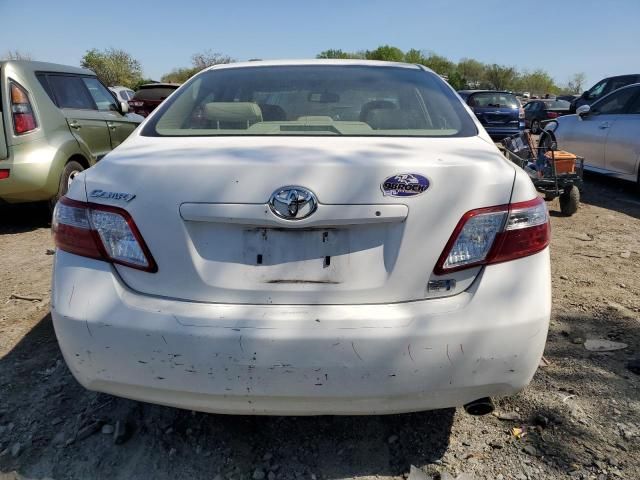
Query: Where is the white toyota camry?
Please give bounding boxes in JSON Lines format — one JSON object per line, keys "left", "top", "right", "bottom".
{"left": 51, "top": 60, "right": 551, "bottom": 416}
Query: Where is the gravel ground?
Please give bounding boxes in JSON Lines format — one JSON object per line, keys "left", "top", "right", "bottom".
{"left": 1, "top": 174, "right": 639, "bottom": 480}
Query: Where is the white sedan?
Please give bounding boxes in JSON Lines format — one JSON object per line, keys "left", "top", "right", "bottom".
{"left": 51, "top": 60, "right": 551, "bottom": 416}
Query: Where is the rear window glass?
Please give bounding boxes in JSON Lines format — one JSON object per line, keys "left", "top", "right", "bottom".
{"left": 47, "top": 75, "right": 96, "bottom": 110}
{"left": 468, "top": 92, "right": 519, "bottom": 109}
{"left": 133, "top": 87, "right": 178, "bottom": 101}
{"left": 142, "top": 65, "right": 477, "bottom": 137}
{"left": 543, "top": 100, "right": 570, "bottom": 109}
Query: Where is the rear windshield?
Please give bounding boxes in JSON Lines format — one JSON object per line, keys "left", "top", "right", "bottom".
{"left": 468, "top": 92, "right": 520, "bottom": 109}
{"left": 133, "top": 86, "right": 178, "bottom": 101}
{"left": 543, "top": 100, "right": 570, "bottom": 109}
{"left": 142, "top": 65, "right": 477, "bottom": 137}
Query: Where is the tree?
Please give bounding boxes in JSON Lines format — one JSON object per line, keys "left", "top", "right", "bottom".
{"left": 404, "top": 48, "right": 424, "bottom": 64}
{"left": 316, "top": 49, "right": 352, "bottom": 59}
{"left": 567, "top": 72, "right": 587, "bottom": 94}
{"left": 81, "top": 48, "right": 142, "bottom": 88}
{"left": 365, "top": 45, "right": 405, "bottom": 62}
{"left": 421, "top": 52, "right": 455, "bottom": 77}
{"left": 457, "top": 58, "right": 485, "bottom": 87}
{"left": 516, "top": 69, "right": 558, "bottom": 95}
{"left": 191, "top": 50, "right": 233, "bottom": 70}
{"left": 161, "top": 67, "right": 199, "bottom": 83}
{"left": 484, "top": 64, "right": 518, "bottom": 90}
{"left": 161, "top": 50, "right": 234, "bottom": 83}
{"left": 446, "top": 70, "right": 467, "bottom": 90}
{"left": 2, "top": 50, "right": 32, "bottom": 61}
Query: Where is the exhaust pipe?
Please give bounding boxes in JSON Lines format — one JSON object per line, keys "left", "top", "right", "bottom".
{"left": 463, "top": 397, "right": 495, "bottom": 416}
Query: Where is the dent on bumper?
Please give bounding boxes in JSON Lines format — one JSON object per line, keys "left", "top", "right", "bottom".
{"left": 51, "top": 250, "right": 551, "bottom": 415}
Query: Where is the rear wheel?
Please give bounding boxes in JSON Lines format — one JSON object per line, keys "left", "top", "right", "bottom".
{"left": 530, "top": 119, "right": 541, "bottom": 134}
{"left": 49, "top": 160, "right": 84, "bottom": 210}
{"left": 559, "top": 185, "right": 580, "bottom": 216}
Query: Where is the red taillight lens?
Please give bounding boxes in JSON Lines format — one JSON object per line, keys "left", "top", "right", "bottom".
{"left": 0, "top": 169, "right": 10, "bottom": 180}
{"left": 10, "top": 81, "right": 37, "bottom": 135}
{"left": 53, "top": 197, "right": 157, "bottom": 272}
{"left": 435, "top": 197, "right": 549, "bottom": 274}
{"left": 546, "top": 111, "right": 559, "bottom": 119}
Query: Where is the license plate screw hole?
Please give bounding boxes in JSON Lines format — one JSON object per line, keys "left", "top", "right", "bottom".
{"left": 324, "top": 256, "right": 331, "bottom": 267}
{"left": 257, "top": 254, "right": 263, "bottom": 265}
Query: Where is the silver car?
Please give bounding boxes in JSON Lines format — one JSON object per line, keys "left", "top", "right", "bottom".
{"left": 548, "top": 83, "right": 640, "bottom": 186}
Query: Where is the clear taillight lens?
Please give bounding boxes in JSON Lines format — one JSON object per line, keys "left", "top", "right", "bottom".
{"left": 53, "top": 197, "right": 157, "bottom": 272}
{"left": 89, "top": 210, "right": 149, "bottom": 267}
{"left": 435, "top": 197, "right": 550, "bottom": 274}
{"left": 441, "top": 210, "right": 508, "bottom": 270}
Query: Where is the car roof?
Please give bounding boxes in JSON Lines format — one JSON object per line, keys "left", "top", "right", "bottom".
{"left": 0, "top": 60, "right": 94, "bottom": 76}
{"left": 457, "top": 89, "right": 514, "bottom": 95}
{"left": 204, "top": 59, "right": 429, "bottom": 72}
{"left": 138, "top": 83, "right": 181, "bottom": 88}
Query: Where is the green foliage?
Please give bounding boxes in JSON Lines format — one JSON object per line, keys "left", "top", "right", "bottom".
{"left": 446, "top": 71, "right": 466, "bottom": 91}
{"left": 365, "top": 45, "right": 405, "bottom": 62}
{"left": 484, "top": 64, "right": 518, "bottom": 90}
{"left": 160, "top": 50, "right": 233, "bottom": 83}
{"left": 161, "top": 67, "right": 199, "bottom": 84}
{"left": 404, "top": 49, "right": 424, "bottom": 64}
{"left": 316, "top": 49, "right": 352, "bottom": 59}
{"left": 515, "top": 69, "right": 558, "bottom": 95}
{"left": 80, "top": 48, "right": 142, "bottom": 88}
{"left": 421, "top": 52, "right": 455, "bottom": 77}
{"left": 314, "top": 46, "right": 565, "bottom": 93}
{"left": 456, "top": 58, "right": 485, "bottom": 87}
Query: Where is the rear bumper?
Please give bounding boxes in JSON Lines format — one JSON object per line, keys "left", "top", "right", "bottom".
{"left": 485, "top": 126, "right": 525, "bottom": 140}
{"left": 51, "top": 250, "right": 551, "bottom": 415}
{"left": 0, "top": 143, "right": 58, "bottom": 203}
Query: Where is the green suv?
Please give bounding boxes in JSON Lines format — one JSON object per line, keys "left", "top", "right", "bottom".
{"left": 0, "top": 61, "right": 142, "bottom": 205}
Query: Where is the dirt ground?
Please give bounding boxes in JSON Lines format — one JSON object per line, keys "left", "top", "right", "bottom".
{"left": 1, "top": 174, "right": 639, "bottom": 480}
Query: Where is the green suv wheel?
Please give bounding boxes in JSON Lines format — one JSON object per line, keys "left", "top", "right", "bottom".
{"left": 50, "top": 160, "right": 84, "bottom": 208}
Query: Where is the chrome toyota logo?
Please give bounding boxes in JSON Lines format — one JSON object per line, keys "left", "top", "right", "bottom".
{"left": 269, "top": 186, "right": 318, "bottom": 220}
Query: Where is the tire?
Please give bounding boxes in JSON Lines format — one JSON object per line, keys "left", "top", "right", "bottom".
{"left": 49, "top": 160, "right": 84, "bottom": 210}
{"left": 559, "top": 185, "right": 580, "bottom": 216}
{"left": 530, "top": 119, "right": 541, "bottom": 135}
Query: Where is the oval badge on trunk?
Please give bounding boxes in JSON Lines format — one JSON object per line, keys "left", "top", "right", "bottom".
{"left": 381, "top": 174, "right": 430, "bottom": 197}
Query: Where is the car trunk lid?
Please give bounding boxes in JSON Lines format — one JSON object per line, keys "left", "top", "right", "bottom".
{"left": 85, "top": 135, "right": 515, "bottom": 305}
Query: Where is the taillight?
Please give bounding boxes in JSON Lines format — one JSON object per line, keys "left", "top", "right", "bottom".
{"left": 435, "top": 197, "right": 549, "bottom": 274}
{"left": 10, "top": 81, "right": 37, "bottom": 135}
{"left": 519, "top": 107, "right": 525, "bottom": 119}
{"left": 546, "top": 111, "right": 559, "bottom": 119}
{"left": 0, "top": 169, "right": 9, "bottom": 180}
{"left": 52, "top": 197, "right": 157, "bottom": 272}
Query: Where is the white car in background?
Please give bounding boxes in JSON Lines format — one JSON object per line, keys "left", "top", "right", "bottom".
{"left": 547, "top": 83, "right": 640, "bottom": 186}
{"left": 51, "top": 60, "right": 551, "bottom": 416}
{"left": 109, "top": 85, "right": 135, "bottom": 103}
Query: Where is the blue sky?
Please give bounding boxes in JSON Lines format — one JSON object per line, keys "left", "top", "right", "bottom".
{"left": 2, "top": 0, "right": 638, "bottom": 88}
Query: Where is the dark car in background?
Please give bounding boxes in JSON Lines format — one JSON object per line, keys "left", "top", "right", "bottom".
{"left": 570, "top": 74, "right": 640, "bottom": 113}
{"left": 458, "top": 90, "right": 524, "bottom": 140}
{"left": 128, "top": 82, "right": 180, "bottom": 117}
{"left": 524, "top": 99, "right": 571, "bottom": 133}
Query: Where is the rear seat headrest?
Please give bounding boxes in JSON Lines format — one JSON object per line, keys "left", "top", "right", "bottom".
{"left": 204, "top": 102, "right": 263, "bottom": 126}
